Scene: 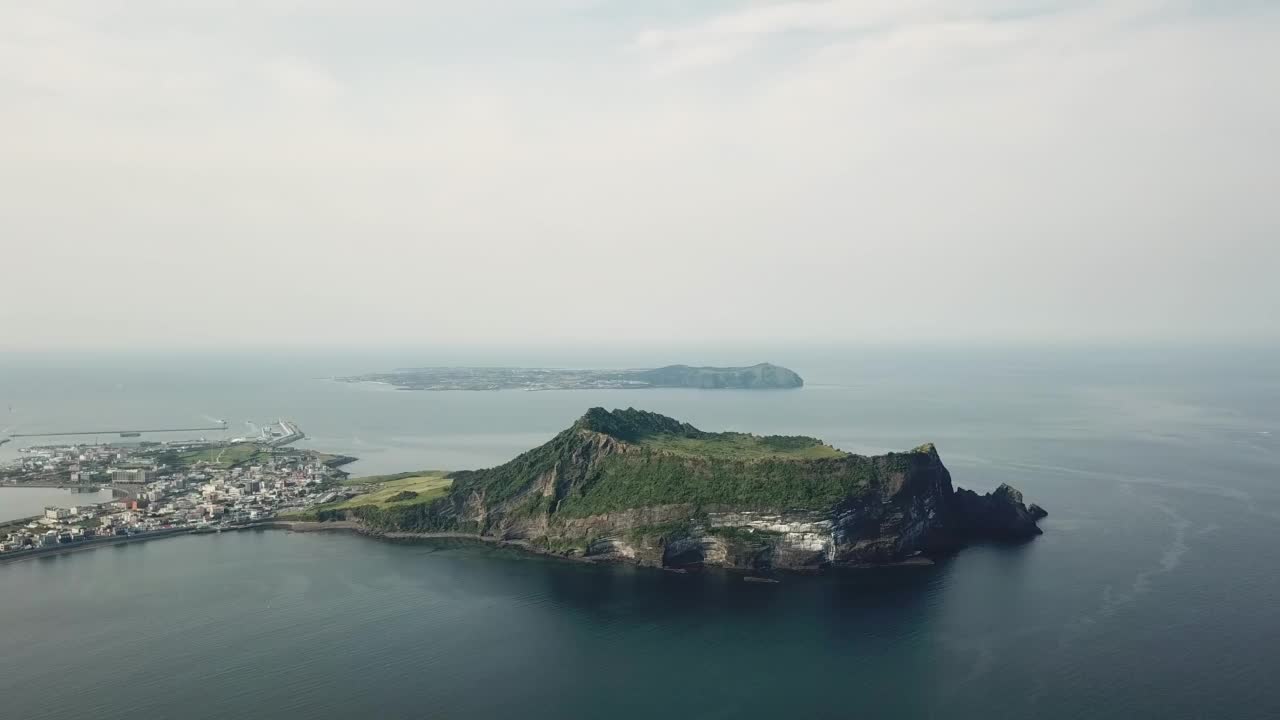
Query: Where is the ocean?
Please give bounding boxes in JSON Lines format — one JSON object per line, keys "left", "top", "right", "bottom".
{"left": 1, "top": 345, "right": 1277, "bottom": 719}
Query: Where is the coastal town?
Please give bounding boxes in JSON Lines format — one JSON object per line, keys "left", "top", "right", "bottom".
{"left": 0, "top": 422, "right": 357, "bottom": 559}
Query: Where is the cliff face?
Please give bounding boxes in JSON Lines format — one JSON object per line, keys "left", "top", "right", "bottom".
{"left": 346, "top": 409, "right": 1044, "bottom": 571}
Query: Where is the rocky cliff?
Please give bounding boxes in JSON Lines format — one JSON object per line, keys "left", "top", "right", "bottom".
{"left": 335, "top": 408, "right": 1044, "bottom": 571}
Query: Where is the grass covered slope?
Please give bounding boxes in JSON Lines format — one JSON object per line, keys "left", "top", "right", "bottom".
{"left": 307, "top": 408, "right": 1044, "bottom": 569}
{"left": 556, "top": 451, "right": 884, "bottom": 518}
{"left": 638, "top": 433, "right": 846, "bottom": 461}
{"left": 327, "top": 472, "right": 452, "bottom": 510}
{"left": 288, "top": 471, "right": 452, "bottom": 523}
{"left": 166, "top": 443, "right": 273, "bottom": 469}
{"left": 446, "top": 408, "right": 922, "bottom": 520}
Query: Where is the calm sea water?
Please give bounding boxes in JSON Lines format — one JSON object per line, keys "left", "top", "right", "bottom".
{"left": 1, "top": 346, "right": 1278, "bottom": 719}
{"left": 0, "top": 487, "right": 116, "bottom": 523}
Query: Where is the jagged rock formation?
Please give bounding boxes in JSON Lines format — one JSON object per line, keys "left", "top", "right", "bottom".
{"left": 949, "top": 484, "right": 1047, "bottom": 540}
{"left": 330, "top": 408, "right": 1045, "bottom": 571}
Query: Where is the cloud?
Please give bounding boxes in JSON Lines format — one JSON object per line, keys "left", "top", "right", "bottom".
{"left": 0, "top": 1, "right": 1277, "bottom": 349}
{"left": 627, "top": 0, "right": 1006, "bottom": 72}
{"left": 626, "top": 1, "right": 1190, "bottom": 75}
{"left": 264, "top": 57, "right": 342, "bottom": 103}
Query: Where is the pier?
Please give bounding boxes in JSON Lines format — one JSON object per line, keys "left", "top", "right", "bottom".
{"left": 9, "top": 424, "right": 228, "bottom": 439}
{"left": 0, "top": 481, "right": 108, "bottom": 491}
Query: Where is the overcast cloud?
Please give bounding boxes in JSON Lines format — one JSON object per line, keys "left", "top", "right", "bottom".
{"left": 2, "top": 1, "right": 1276, "bottom": 350}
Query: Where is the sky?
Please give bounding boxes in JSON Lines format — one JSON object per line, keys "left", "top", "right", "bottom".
{"left": 1, "top": 0, "right": 1277, "bottom": 351}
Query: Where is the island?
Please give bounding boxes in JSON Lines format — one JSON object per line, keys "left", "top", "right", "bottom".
{"left": 336, "top": 363, "right": 804, "bottom": 391}
{"left": 3, "top": 409, "right": 1047, "bottom": 573}
{"left": 290, "top": 408, "right": 1046, "bottom": 572}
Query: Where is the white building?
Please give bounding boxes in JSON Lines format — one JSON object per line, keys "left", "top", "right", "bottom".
{"left": 112, "top": 468, "right": 148, "bottom": 485}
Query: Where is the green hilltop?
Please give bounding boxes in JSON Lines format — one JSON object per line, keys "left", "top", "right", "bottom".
{"left": 300, "top": 408, "right": 1046, "bottom": 571}
{"left": 320, "top": 408, "right": 929, "bottom": 531}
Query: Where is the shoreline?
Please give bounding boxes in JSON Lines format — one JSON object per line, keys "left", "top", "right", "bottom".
{"left": 0, "top": 521, "right": 540, "bottom": 567}
{"left": 0, "top": 527, "right": 192, "bottom": 565}
{"left": 253, "top": 521, "right": 938, "bottom": 573}
{"left": 3, "top": 518, "right": 937, "bottom": 575}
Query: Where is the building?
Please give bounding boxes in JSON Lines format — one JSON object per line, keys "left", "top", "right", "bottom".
{"left": 44, "top": 507, "right": 71, "bottom": 521}
{"left": 112, "top": 468, "right": 148, "bottom": 485}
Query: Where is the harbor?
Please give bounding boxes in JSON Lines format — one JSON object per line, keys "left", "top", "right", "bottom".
{"left": 0, "top": 421, "right": 349, "bottom": 559}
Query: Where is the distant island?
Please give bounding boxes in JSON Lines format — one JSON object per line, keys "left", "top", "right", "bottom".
{"left": 336, "top": 363, "right": 804, "bottom": 391}
{"left": 290, "top": 408, "right": 1046, "bottom": 572}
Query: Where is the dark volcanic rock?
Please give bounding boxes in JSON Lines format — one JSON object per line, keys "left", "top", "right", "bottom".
{"left": 947, "top": 483, "right": 1045, "bottom": 540}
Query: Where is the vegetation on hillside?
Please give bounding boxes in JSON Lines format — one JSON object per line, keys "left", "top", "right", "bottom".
{"left": 637, "top": 432, "right": 846, "bottom": 461}
{"left": 287, "top": 472, "right": 454, "bottom": 524}
{"left": 556, "top": 451, "right": 884, "bottom": 517}
{"left": 628, "top": 363, "right": 803, "bottom": 389}
{"left": 451, "top": 408, "right": 919, "bottom": 517}
{"left": 159, "top": 443, "right": 273, "bottom": 469}
{"left": 575, "top": 407, "right": 703, "bottom": 441}
{"left": 339, "top": 470, "right": 440, "bottom": 486}
{"left": 324, "top": 498, "right": 462, "bottom": 533}
{"left": 308, "top": 409, "right": 933, "bottom": 531}
{"left": 447, "top": 427, "right": 586, "bottom": 505}
{"left": 322, "top": 473, "right": 451, "bottom": 512}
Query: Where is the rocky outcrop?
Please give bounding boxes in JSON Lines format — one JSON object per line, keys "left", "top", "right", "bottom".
{"left": 528, "top": 444, "right": 1042, "bottom": 570}
{"left": 946, "top": 483, "right": 1047, "bottom": 540}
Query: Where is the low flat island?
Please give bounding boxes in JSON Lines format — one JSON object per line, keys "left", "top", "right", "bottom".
{"left": 336, "top": 363, "right": 804, "bottom": 391}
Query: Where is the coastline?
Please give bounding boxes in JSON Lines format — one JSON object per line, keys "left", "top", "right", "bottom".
{"left": 0, "top": 527, "right": 192, "bottom": 565}
{"left": 0, "top": 440, "right": 355, "bottom": 564}
{"left": 254, "top": 521, "right": 937, "bottom": 573}
{"left": 2, "top": 518, "right": 936, "bottom": 575}
{"left": 0, "top": 520, "right": 542, "bottom": 568}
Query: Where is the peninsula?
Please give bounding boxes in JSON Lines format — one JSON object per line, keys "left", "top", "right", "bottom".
{"left": 337, "top": 363, "right": 804, "bottom": 391}
{"left": 296, "top": 408, "right": 1046, "bottom": 572}
{"left": 0, "top": 423, "right": 355, "bottom": 561}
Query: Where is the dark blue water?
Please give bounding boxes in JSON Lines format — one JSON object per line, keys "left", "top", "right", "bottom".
{"left": 1, "top": 346, "right": 1278, "bottom": 718}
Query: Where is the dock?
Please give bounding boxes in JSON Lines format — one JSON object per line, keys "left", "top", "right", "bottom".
{"left": 9, "top": 424, "right": 228, "bottom": 439}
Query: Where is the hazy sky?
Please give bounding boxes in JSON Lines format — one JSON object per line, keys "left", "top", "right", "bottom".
{"left": 2, "top": 1, "right": 1277, "bottom": 350}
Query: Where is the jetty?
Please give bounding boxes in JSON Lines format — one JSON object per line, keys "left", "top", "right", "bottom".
{"left": 9, "top": 423, "right": 228, "bottom": 439}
